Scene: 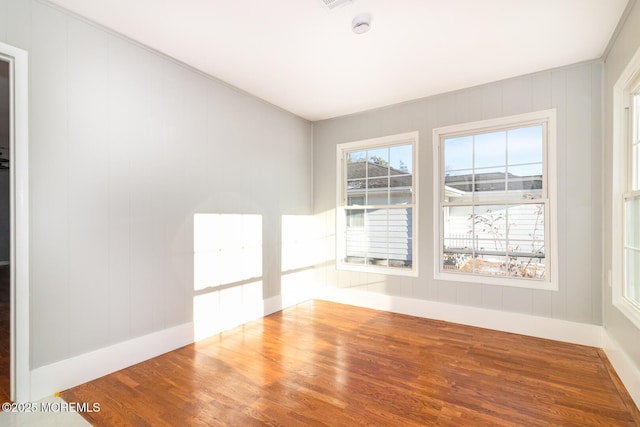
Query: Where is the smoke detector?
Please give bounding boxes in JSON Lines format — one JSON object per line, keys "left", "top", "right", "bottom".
{"left": 317, "top": 0, "right": 353, "bottom": 13}
{"left": 352, "top": 14, "right": 371, "bottom": 34}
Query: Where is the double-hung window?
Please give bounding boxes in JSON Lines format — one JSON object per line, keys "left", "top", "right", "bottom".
{"left": 336, "top": 132, "right": 418, "bottom": 276}
{"left": 433, "top": 110, "right": 557, "bottom": 289}
{"left": 624, "top": 88, "right": 640, "bottom": 310}
{"left": 614, "top": 50, "right": 640, "bottom": 327}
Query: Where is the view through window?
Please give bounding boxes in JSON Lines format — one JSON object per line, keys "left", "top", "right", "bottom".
{"left": 434, "top": 111, "right": 556, "bottom": 288}
{"left": 337, "top": 132, "right": 417, "bottom": 276}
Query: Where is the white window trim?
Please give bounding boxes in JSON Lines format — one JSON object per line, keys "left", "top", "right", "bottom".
{"left": 432, "top": 110, "right": 558, "bottom": 290}
{"left": 613, "top": 46, "right": 640, "bottom": 330}
{"left": 336, "top": 131, "right": 419, "bottom": 277}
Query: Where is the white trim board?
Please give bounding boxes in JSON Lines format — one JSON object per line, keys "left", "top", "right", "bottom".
{"left": 603, "top": 331, "right": 640, "bottom": 410}
{"left": 28, "top": 286, "right": 640, "bottom": 411}
{"left": 315, "top": 286, "right": 602, "bottom": 346}
{"left": 30, "top": 323, "right": 194, "bottom": 402}
{"left": 28, "top": 293, "right": 308, "bottom": 402}
{"left": 0, "top": 40, "right": 30, "bottom": 404}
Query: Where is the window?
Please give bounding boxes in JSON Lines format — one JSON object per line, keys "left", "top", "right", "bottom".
{"left": 624, "top": 89, "right": 640, "bottom": 310}
{"left": 613, "top": 49, "right": 640, "bottom": 328}
{"left": 433, "top": 110, "right": 557, "bottom": 289}
{"left": 336, "top": 132, "right": 418, "bottom": 276}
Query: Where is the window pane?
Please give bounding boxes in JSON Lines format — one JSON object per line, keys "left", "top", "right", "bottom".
{"left": 443, "top": 204, "right": 474, "bottom": 274}
{"left": 368, "top": 178, "right": 389, "bottom": 205}
{"left": 347, "top": 151, "right": 367, "bottom": 179}
{"left": 344, "top": 209, "right": 368, "bottom": 263}
{"left": 368, "top": 177, "right": 388, "bottom": 189}
{"left": 625, "top": 195, "right": 640, "bottom": 250}
{"left": 633, "top": 92, "right": 640, "bottom": 191}
{"left": 473, "top": 255, "right": 508, "bottom": 276}
{"left": 444, "top": 169, "right": 473, "bottom": 202}
{"left": 633, "top": 142, "right": 639, "bottom": 191}
{"left": 347, "top": 179, "right": 365, "bottom": 206}
{"left": 507, "top": 125, "right": 543, "bottom": 165}
{"left": 347, "top": 209, "right": 364, "bottom": 227}
{"left": 347, "top": 195, "right": 364, "bottom": 206}
{"left": 506, "top": 204, "right": 545, "bottom": 253}
{"left": 509, "top": 256, "right": 546, "bottom": 279}
{"left": 474, "top": 131, "right": 506, "bottom": 169}
{"left": 474, "top": 168, "right": 506, "bottom": 200}
{"left": 347, "top": 179, "right": 365, "bottom": 190}
{"left": 506, "top": 204, "right": 546, "bottom": 280}
{"left": 344, "top": 207, "right": 412, "bottom": 269}
{"left": 444, "top": 136, "right": 473, "bottom": 172}
{"left": 625, "top": 248, "right": 640, "bottom": 307}
{"left": 508, "top": 164, "right": 543, "bottom": 196}
{"left": 392, "top": 207, "right": 413, "bottom": 268}
{"left": 390, "top": 144, "right": 412, "bottom": 174}
{"left": 473, "top": 204, "right": 507, "bottom": 254}
{"left": 390, "top": 176, "right": 412, "bottom": 204}
{"left": 368, "top": 148, "right": 389, "bottom": 177}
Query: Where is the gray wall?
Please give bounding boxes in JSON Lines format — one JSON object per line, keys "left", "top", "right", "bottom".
{"left": 314, "top": 61, "right": 603, "bottom": 325}
{"left": 603, "top": 1, "right": 640, "bottom": 371}
{"left": 0, "top": 0, "right": 312, "bottom": 369}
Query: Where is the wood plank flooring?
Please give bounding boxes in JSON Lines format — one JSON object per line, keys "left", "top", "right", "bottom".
{"left": 61, "top": 300, "right": 640, "bottom": 426}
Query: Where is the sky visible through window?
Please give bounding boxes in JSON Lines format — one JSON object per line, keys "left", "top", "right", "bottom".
{"left": 444, "top": 125, "right": 543, "bottom": 178}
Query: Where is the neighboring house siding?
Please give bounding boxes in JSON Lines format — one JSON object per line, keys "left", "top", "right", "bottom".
{"left": 346, "top": 207, "right": 413, "bottom": 264}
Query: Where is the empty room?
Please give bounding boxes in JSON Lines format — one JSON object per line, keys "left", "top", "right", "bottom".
{"left": 0, "top": 0, "right": 640, "bottom": 425}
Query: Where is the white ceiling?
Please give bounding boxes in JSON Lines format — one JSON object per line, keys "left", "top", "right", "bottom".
{"left": 48, "top": 0, "right": 629, "bottom": 121}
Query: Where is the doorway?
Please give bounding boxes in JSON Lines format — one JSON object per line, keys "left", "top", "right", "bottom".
{"left": 0, "top": 58, "right": 9, "bottom": 403}
{"left": 0, "top": 41, "right": 29, "bottom": 403}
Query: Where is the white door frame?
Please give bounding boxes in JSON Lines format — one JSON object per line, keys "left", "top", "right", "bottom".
{"left": 0, "top": 41, "right": 29, "bottom": 403}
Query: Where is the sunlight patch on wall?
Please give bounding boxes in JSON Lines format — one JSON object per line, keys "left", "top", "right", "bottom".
{"left": 282, "top": 215, "right": 318, "bottom": 272}
{"left": 193, "top": 280, "right": 263, "bottom": 341}
{"left": 194, "top": 213, "right": 262, "bottom": 290}
{"left": 193, "top": 213, "right": 264, "bottom": 341}
{"left": 281, "top": 215, "right": 318, "bottom": 305}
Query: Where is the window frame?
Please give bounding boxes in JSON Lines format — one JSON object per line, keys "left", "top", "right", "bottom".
{"left": 616, "top": 57, "right": 640, "bottom": 326}
{"left": 432, "top": 110, "right": 558, "bottom": 290}
{"left": 336, "top": 131, "right": 419, "bottom": 277}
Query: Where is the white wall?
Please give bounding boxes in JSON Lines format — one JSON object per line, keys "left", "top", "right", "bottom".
{"left": 313, "top": 60, "right": 603, "bottom": 325}
{"left": 0, "top": 0, "right": 312, "bottom": 370}
{"left": 603, "top": 0, "right": 640, "bottom": 378}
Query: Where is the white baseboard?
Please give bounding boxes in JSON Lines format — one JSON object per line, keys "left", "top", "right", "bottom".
{"left": 603, "top": 331, "right": 640, "bottom": 410}
{"left": 28, "top": 292, "right": 309, "bottom": 402}
{"left": 315, "top": 286, "right": 603, "bottom": 347}
{"left": 30, "top": 322, "right": 194, "bottom": 402}
{"left": 28, "top": 285, "right": 639, "bottom": 412}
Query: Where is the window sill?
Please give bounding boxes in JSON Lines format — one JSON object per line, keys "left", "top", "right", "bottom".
{"left": 435, "top": 270, "right": 557, "bottom": 290}
{"left": 337, "top": 262, "right": 418, "bottom": 277}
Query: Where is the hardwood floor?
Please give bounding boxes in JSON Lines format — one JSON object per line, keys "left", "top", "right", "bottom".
{"left": 61, "top": 300, "right": 640, "bottom": 426}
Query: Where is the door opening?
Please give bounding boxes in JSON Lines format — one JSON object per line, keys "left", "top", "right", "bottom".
{"left": 0, "top": 41, "right": 29, "bottom": 403}
{"left": 0, "top": 57, "right": 10, "bottom": 404}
